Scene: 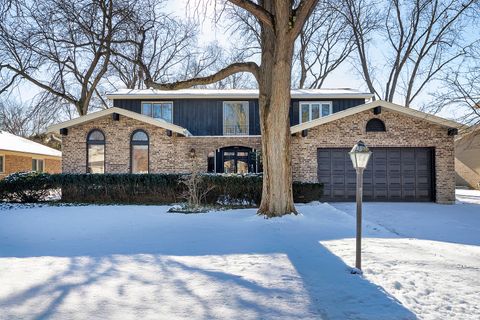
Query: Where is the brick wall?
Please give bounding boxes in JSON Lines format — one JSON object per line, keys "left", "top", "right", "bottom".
{"left": 62, "top": 116, "right": 261, "bottom": 174}
{"left": 0, "top": 153, "right": 62, "bottom": 179}
{"left": 291, "top": 108, "right": 455, "bottom": 203}
{"left": 61, "top": 109, "right": 455, "bottom": 203}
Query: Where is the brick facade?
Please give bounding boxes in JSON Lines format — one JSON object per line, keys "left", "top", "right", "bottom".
{"left": 62, "top": 116, "right": 261, "bottom": 174}
{"left": 291, "top": 108, "right": 455, "bottom": 203}
{"left": 0, "top": 153, "right": 62, "bottom": 179}
{"left": 61, "top": 109, "right": 455, "bottom": 203}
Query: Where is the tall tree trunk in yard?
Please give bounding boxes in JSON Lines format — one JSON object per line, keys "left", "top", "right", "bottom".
{"left": 257, "top": 1, "right": 296, "bottom": 215}
{"left": 141, "top": 0, "right": 318, "bottom": 217}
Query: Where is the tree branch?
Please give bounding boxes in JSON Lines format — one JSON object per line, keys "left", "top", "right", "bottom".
{"left": 227, "top": 0, "right": 274, "bottom": 29}
{"left": 290, "top": 0, "right": 319, "bottom": 38}
{"left": 145, "top": 62, "right": 259, "bottom": 89}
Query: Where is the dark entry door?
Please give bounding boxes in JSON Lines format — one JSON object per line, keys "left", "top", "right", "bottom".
{"left": 317, "top": 147, "right": 434, "bottom": 201}
{"left": 217, "top": 146, "right": 256, "bottom": 174}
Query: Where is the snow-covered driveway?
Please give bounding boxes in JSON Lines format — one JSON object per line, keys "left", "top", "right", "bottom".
{"left": 0, "top": 189, "right": 479, "bottom": 319}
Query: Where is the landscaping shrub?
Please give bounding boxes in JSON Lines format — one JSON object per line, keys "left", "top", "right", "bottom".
{"left": 0, "top": 172, "right": 323, "bottom": 205}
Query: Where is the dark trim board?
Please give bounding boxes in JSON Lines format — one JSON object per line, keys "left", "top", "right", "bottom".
{"left": 317, "top": 147, "right": 435, "bottom": 202}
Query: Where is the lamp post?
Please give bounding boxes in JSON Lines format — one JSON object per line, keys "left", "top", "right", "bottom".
{"left": 349, "top": 141, "right": 372, "bottom": 271}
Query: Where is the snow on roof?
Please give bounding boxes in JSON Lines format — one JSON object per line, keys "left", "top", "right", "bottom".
{"left": 0, "top": 131, "right": 62, "bottom": 157}
{"left": 106, "top": 88, "right": 373, "bottom": 100}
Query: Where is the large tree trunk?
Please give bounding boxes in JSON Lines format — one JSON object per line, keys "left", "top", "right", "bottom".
{"left": 257, "top": 1, "right": 296, "bottom": 217}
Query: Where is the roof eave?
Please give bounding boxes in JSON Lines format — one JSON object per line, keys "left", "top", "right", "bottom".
{"left": 47, "top": 107, "right": 191, "bottom": 136}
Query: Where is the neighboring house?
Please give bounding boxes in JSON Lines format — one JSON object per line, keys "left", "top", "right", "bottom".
{"left": 47, "top": 88, "right": 461, "bottom": 203}
{"left": 0, "top": 131, "right": 62, "bottom": 179}
{"left": 455, "top": 127, "right": 480, "bottom": 190}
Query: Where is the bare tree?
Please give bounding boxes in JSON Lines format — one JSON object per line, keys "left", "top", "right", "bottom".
{"left": 0, "top": 95, "right": 61, "bottom": 137}
{"left": 428, "top": 41, "right": 480, "bottom": 129}
{"left": 135, "top": 0, "right": 319, "bottom": 217}
{"left": 295, "top": 1, "right": 356, "bottom": 89}
{"left": 0, "top": 0, "right": 146, "bottom": 115}
{"left": 336, "top": 0, "right": 477, "bottom": 106}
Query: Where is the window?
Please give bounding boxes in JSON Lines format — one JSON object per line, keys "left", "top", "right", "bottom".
{"left": 223, "top": 101, "right": 249, "bottom": 135}
{"left": 366, "top": 118, "right": 386, "bottom": 132}
{"left": 141, "top": 102, "right": 173, "bottom": 123}
{"left": 207, "top": 151, "right": 215, "bottom": 173}
{"left": 0, "top": 155, "right": 4, "bottom": 173}
{"left": 299, "top": 101, "right": 332, "bottom": 123}
{"left": 87, "top": 129, "right": 105, "bottom": 173}
{"left": 131, "top": 130, "right": 149, "bottom": 173}
{"left": 31, "top": 159, "right": 44, "bottom": 172}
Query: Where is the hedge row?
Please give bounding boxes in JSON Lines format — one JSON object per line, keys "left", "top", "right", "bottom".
{"left": 0, "top": 172, "right": 323, "bottom": 205}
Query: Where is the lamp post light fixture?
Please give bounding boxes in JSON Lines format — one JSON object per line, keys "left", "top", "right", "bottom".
{"left": 349, "top": 141, "right": 372, "bottom": 272}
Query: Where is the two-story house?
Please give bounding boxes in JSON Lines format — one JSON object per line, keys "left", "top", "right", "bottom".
{"left": 47, "top": 88, "right": 460, "bottom": 203}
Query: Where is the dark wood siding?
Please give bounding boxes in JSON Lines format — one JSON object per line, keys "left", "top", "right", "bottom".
{"left": 114, "top": 97, "right": 366, "bottom": 135}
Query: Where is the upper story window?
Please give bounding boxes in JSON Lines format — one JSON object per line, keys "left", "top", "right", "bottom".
{"left": 32, "top": 159, "right": 44, "bottom": 172}
{"left": 223, "top": 101, "right": 249, "bottom": 135}
{"left": 141, "top": 102, "right": 173, "bottom": 123}
{"left": 87, "top": 129, "right": 105, "bottom": 173}
{"left": 299, "top": 101, "right": 332, "bottom": 123}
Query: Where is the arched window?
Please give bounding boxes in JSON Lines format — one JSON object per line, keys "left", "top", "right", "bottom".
{"left": 87, "top": 130, "right": 105, "bottom": 173}
{"left": 131, "top": 130, "right": 149, "bottom": 173}
{"left": 366, "top": 118, "right": 386, "bottom": 132}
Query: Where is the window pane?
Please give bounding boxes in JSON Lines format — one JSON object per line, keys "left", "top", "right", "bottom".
{"left": 207, "top": 152, "right": 215, "bottom": 173}
{"left": 224, "top": 102, "right": 248, "bottom": 135}
{"left": 32, "top": 159, "right": 37, "bottom": 171}
{"left": 224, "top": 159, "right": 235, "bottom": 173}
{"left": 321, "top": 104, "right": 331, "bottom": 117}
{"left": 237, "top": 151, "right": 249, "bottom": 157}
{"left": 38, "top": 160, "right": 44, "bottom": 173}
{"left": 88, "top": 145, "right": 105, "bottom": 173}
{"left": 153, "top": 104, "right": 162, "bottom": 119}
{"left": 162, "top": 103, "right": 173, "bottom": 123}
{"left": 237, "top": 161, "right": 248, "bottom": 174}
{"left": 311, "top": 104, "right": 320, "bottom": 120}
{"left": 132, "top": 131, "right": 148, "bottom": 141}
{"left": 0, "top": 156, "right": 3, "bottom": 172}
{"left": 142, "top": 103, "right": 152, "bottom": 116}
{"left": 88, "top": 130, "right": 104, "bottom": 141}
{"left": 132, "top": 145, "right": 148, "bottom": 173}
{"left": 301, "top": 104, "right": 310, "bottom": 123}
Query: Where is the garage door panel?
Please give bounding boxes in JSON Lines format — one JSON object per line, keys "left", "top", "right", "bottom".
{"left": 318, "top": 147, "right": 434, "bottom": 202}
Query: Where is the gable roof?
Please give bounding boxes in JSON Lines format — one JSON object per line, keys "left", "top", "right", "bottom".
{"left": 0, "top": 131, "right": 62, "bottom": 157}
{"left": 106, "top": 88, "right": 373, "bottom": 100}
{"left": 47, "top": 107, "right": 192, "bottom": 136}
{"left": 290, "top": 100, "right": 463, "bottom": 134}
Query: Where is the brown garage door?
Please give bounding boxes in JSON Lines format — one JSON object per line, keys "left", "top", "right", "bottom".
{"left": 317, "top": 147, "right": 434, "bottom": 201}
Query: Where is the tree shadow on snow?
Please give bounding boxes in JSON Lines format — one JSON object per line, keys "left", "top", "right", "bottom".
{"left": 0, "top": 205, "right": 418, "bottom": 319}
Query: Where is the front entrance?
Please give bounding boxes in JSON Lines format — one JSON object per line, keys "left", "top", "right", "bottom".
{"left": 214, "top": 146, "right": 260, "bottom": 174}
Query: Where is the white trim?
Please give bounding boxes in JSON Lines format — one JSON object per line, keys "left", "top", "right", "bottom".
{"left": 47, "top": 107, "right": 192, "bottom": 137}
{"left": 141, "top": 101, "right": 174, "bottom": 123}
{"left": 106, "top": 88, "right": 374, "bottom": 100}
{"left": 0, "top": 154, "right": 4, "bottom": 173}
{"left": 223, "top": 101, "right": 250, "bottom": 136}
{"left": 299, "top": 101, "right": 333, "bottom": 124}
{"left": 291, "top": 100, "right": 464, "bottom": 134}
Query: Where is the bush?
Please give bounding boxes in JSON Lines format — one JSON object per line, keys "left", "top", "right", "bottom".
{"left": 0, "top": 172, "right": 323, "bottom": 205}
{"left": 0, "top": 172, "right": 54, "bottom": 202}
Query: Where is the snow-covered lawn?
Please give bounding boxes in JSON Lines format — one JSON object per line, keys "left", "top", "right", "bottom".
{"left": 0, "top": 189, "right": 479, "bottom": 319}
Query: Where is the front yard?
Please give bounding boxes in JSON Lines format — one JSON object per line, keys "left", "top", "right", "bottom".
{"left": 0, "top": 189, "right": 479, "bottom": 319}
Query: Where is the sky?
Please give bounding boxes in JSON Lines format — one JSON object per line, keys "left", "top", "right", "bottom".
{"left": 7, "top": 0, "right": 473, "bottom": 122}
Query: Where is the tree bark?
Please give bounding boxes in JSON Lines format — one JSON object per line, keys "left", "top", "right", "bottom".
{"left": 257, "top": 1, "right": 297, "bottom": 216}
